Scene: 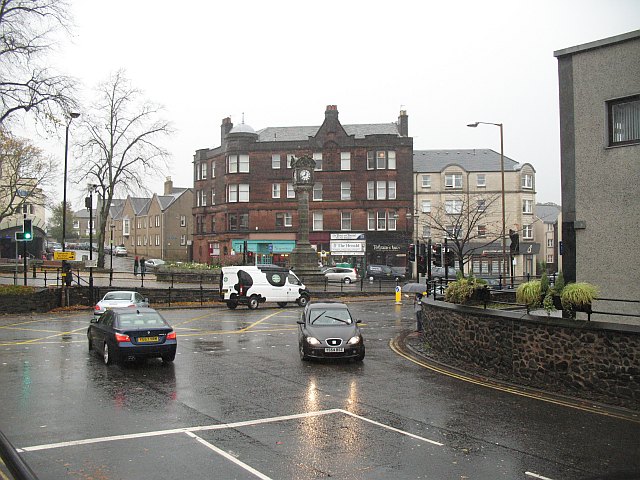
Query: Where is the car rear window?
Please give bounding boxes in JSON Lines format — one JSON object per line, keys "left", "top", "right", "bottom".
{"left": 104, "top": 293, "right": 132, "bottom": 301}
{"left": 117, "top": 312, "right": 166, "bottom": 327}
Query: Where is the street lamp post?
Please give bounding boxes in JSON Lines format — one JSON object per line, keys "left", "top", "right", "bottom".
{"left": 467, "top": 121, "right": 507, "bottom": 283}
{"left": 109, "top": 224, "right": 115, "bottom": 286}
{"left": 61, "top": 112, "right": 80, "bottom": 252}
{"left": 86, "top": 185, "right": 97, "bottom": 301}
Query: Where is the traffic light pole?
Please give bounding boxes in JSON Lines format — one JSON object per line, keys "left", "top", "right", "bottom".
{"left": 22, "top": 239, "right": 27, "bottom": 286}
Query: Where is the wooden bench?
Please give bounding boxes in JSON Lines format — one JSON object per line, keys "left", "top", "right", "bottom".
{"left": 41, "top": 260, "right": 62, "bottom": 271}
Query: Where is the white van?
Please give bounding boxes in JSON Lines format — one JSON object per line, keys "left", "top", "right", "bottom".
{"left": 219, "top": 265, "right": 310, "bottom": 310}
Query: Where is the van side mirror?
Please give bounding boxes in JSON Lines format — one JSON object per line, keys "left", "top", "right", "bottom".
{"left": 297, "top": 320, "right": 305, "bottom": 325}
{"left": 90, "top": 317, "right": 98, "bottom": 324}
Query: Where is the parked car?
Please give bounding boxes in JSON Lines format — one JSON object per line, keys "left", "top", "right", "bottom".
{"left": 323, "top": 267, "right": 358, "bottom": 284}
{"left": 431, "top": 266, "right": 460, "bottom": 279}
{"left": 366, "top": 264, "right": 393, "bottom": 280}
{"left": 390, "top": 266, "right": 407, "bottom": 282}
{"left": 144, "top": 258, "right": 166, "bottom": 271}
{"left": 114, "top": 246, "right": 128, "bottom": 257}
{"left": 87, "top": 307, "right": 177, "bottom": 365}
{"left": 94, "top": 290, "right": 149, "bottom": 317}
{"left": 297, "top": 301, "right": 365, "bottom": 361}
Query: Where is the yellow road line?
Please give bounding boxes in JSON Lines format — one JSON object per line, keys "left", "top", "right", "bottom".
{"left": 390, "top": 337, "right": 640, "bottom": 424}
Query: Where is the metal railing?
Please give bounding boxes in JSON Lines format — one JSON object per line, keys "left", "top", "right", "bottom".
{"left": 0, "top": 430, "right": 38, "bottom": 480}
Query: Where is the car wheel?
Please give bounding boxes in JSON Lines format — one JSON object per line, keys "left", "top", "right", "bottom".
{"left": 277, "top": 302, "right": 287, "bottom": 308}
{"left": 103, "top": 342, "right": 115, "bottom": 365}
{"left": 343, "top": 277, "right": 352, "bottom": 284}
{"left": 297, "top": 295, "right": 310, "bottom": 307}
{"left": 88, "top": 336, "right": 93, "bottom": 351}
{"left": 248, "top": 295, "right": 259, "bottom": 310}
{"left": 162, "top": 352, "right": 176, "bottom": 363}
{"left": 226, "top": 301, "right": 238, "bottom": 309}
{"left": 299, "top": 343, "right": 309, "bottom": 361}
{"left": 355, "top": 348, "right": 365, "bottom": 362}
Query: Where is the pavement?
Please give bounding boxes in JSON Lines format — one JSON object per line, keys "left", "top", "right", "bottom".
{"left": 394, "top": 330, "right": 640, "bottom": 423}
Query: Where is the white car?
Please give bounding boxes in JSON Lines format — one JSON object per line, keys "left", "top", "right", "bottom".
{"left": 144, "top": 258, "right": 165, "bottom": 270}
{"left": 114, "top": 246, "right": 128, "bottom": 257}
{"left": 94, "top": 291, "right": 149, "bottom": 317}
{"left": 324, "top": 267, "right": 358, "bottom": 284}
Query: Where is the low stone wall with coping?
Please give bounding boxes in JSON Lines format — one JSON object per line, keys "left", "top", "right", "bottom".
{"left": 421, "top": 300, "right": 640, "bottom": 410}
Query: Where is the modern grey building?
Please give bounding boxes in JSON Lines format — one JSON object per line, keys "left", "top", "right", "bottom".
{"left": 555, "top": 30, "right": 640, "bottom": 315}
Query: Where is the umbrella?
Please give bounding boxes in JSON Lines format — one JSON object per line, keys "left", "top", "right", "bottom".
{"left": 400, "top": 282, "right": 428, "bottom": 294}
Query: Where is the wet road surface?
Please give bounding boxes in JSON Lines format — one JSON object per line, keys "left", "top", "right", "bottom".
{"left": 0, "top": 300, "right": 638, "bottom": 479}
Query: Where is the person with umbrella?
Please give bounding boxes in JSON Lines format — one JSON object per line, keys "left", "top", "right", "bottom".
{"left": 413, "top": 292, "right": 424, "bottom": 332}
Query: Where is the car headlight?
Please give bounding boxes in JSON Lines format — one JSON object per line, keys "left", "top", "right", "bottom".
{"left": 347, "top": 335, "right": 361, "bottom": 345}
{"left": 306, "top": 336, "right": 321, "bottom": 346}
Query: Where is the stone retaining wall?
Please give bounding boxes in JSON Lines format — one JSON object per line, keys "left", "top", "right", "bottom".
{"left": 422, "top": 301, "right": 640, "bottom": 410}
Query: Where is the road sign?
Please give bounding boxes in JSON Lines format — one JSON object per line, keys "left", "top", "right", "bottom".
{"left": 85, "top": 259, "right": 97, "bottom": 268}
{"left": 54, "top": 251, "right": 76, "bottom": 261}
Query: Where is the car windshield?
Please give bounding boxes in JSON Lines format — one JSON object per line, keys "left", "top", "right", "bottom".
{"left": 117, "top": 312, "right": 166, "bottom": 327}
{"left": 104, "top": 292, "right": 132, "bottom": 301}
{"left": 309, "top": 308, "right": 352, "bottom": 326}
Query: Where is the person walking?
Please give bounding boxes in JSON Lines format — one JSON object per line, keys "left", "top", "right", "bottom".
{"left": 413, "top": 293, "right": 424, "bottom": 333}
{"left": 134, "top": 256, "right": 139, "bottom": 276}
{"left": 140, "top": 257, "right": 146, "bottom": 276}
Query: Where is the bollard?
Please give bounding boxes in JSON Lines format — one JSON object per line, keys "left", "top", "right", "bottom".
{"left": 395, "top": 285, "right": 402, "bottom": 304}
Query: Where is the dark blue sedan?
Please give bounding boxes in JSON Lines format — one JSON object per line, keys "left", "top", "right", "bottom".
{"left": 88, "top": 307, "right": 177, "bottom": 365}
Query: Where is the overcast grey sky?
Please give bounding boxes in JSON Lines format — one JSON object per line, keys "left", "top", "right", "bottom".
{"left": 46, "top": 0, "right": 640, "bottom": 207}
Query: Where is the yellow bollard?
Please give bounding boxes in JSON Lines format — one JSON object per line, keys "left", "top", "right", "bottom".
{"left": 395, "top": 285, "right": 402, "bottom": 304}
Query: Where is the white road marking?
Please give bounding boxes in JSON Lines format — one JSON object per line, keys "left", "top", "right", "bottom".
{"left": 185, "top": 431, "right": 272, "bottom": 480}
{"left": 525, "top": 472, "right": 556, "bottom": 480}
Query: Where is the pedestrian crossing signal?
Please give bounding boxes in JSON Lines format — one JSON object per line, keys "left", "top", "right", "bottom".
{"left": 23, "top": 219, "right": 32, "bottom": 240}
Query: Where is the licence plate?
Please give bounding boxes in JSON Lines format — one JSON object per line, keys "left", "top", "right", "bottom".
{"left": 137, "top": 336, "right": 159, "bottom": 343}
{"left": 325, "top": 347, "right": 344, "bottom": 353}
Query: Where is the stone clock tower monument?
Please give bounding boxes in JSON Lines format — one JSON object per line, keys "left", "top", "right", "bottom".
{"left": 289, "top": 154, "right": 323, "bottom": 281}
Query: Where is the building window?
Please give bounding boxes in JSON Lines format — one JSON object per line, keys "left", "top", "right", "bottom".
{"left": 201, "top": 162, "right": 207, "bottom": 180}
{"left": 211, "top": 161, "right": 215, "bottom": 178}
{"left": 477, "top": 199, "right": 486, "bottom": 212}
{"left": 523, "top": 224, "right": 533, "bottom": 239}
{"left": 387, "top": 151, "right": 396, "bottom": 170}
{"left": 547, "top": 223, "right": 554, "bottom": 231}
{"left": 341, "top": 212, "right": 351, "bottom": 231}
{"left": 367, "top": 150, "right": 395, "bottom": 170}
{"left": 547, "top": 254, "right": 554, "bottom": 264}
{"left": 313, "top": 152, "right": 323, "bottom": 171}
{"left": 377, "top": 211, "right": 386, "bottom": 230}
{"left": 608, "top": 95, "right": 640, "bottom": 146}
{"left": 340, "top": 152, "right": 351, "bottom": 170}
{"left": 340, "top": 182, "right": 351, "bottom": 200}
{"left": 421, "top": 175, "right": 431, "bottom": 188}
{"left": 287, "top": 154, "right": 295, "bottom": 168}
{"left": 521, "top": 174, "right": 533, "bottom": 189}
{"left": 445, "top": 173, "right": 463, "bottom": 189}
{"left": 228, "top": 184, "right": 250, "bottom": 203}
{"left": 367, "top": 151, "right": 375, "bottom": 170}
{"left": 445, "top": 199, "right": 463, "bottom": 214}
{"left": 200, "top": 190, "right": 207, "bottom": 206}
{"left": 155, "top": 234, "right": 160, "bottom": 246}
{"left": 376, "top": 181, "right": 386, "bottom": 200}
{"left": 276, "top": 213, "right": 292, "bottom": 228}
{"left": 523, "top": 199, "right": 533, "bottom": 214}
{"left": 228, "top": 154, "right": 249, "bottom": 173}
{"left": 312, "top": 211, "right": 323, "bottom": 231}
{"left": 123, "top": 219, "right": 130, "bottom": 236}
{"left": 547, "top": 238, "right": 554, "bottom": 247}
{"left": 180, "top": 215, "right": 186, "bottom": 227}
{"left": 272, "top": 183, "right": 281, "bottom": 199}
{"left": 272, "top": 154, "right": 281, "bottom": 169}
{"left": 313, "top": 183, "right": 323, "bottom": 201}
{"left": 287, "top": 183, "right": 295, "bottom": 198}
{"left": 367, "top": 211, "right": 376, "bottom": 230}
{"left": 422, "top": 225, "right": 431, "bottom": 238}
{"left": 228, "top": 213, "right": 249, "bottom": 231}
{"left": 477, "top": 174, "right": 486, "bottom": 187}
{"left": 421, "top": 200, "right": 431, "bottom": 213}
{"left": 180, "top": 234, "right": 186, "bottom": 246}
{"left": 477, "top": 225, "right": 486, "bottom": 238}
{"left": 388, "top": 210, "right": 397, "bottom": 230}
{"left": 211, "top": 216, "right": 216, "bottom": 232}
{"left": 376, "top": 151, "right": 386, "bottom": 169}
{"left": 367, "top": 181, "right": 375, "bottom": 200}
{"left": 211, "top": 188, "right": 216, "bottom": 205}
{"left": 73, "top": 220, "right": 79, "bottom": 229}
{"left": 446, "top": 225, "right": 462, "bottom": 238}
{"left": 388, "top": 180, "right": 396, "bottom": 200}
{"left": 155, "top": 215, "right": 160, "bottom": 227}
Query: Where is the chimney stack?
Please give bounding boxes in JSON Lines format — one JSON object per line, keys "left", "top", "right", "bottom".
{"left": 398, "top": 110, "right": 408, "bottom": 136}
{"left": 221, "top": 117, "right": 233, "bottom": 147}
{"left": 164, "top": 176, "right": 173, "bottom": 195}
{"left": 325, "top": 105, "right": 339, "bottom": 118}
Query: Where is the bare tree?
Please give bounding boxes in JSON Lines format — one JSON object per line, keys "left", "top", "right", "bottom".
{"left": 0, "top": 0, "right": 77, "bottom": 127}
{"left": 0, "top": 129, "right": 56, "bottom": 225}
{"left": 74, "top": 70, "right": 171, "bottom": 268}
{"left": 419, "top": 193, "right": 502, "bottom": 275}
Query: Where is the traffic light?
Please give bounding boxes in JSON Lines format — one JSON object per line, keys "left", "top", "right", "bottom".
{"left": 445, "top": 249, "right": 455, "bottom": 267}
{"left": 419, "top": 242, "right": 426, "bottom": 258}
{"left": 22, "top": 218, "right": 32, "bottom": 241}
{"left": 417, "top": 255, "right": 426, "bottom": 274}
{"left": 247, "top": 250, "right": 254, "bottom": 264}
{"left": 433, "top": 244, "right": 442, "bottom": 267}
{"left": 407, "top": 244, "right": 415, "bottom": 261}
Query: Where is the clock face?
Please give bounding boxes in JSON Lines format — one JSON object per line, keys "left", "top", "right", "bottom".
{"left": 299, "top": 169, "right": 311, "bottom": 181}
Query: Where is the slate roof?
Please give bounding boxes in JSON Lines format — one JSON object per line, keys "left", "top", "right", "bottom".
{"left": 256, "top": 123, "right": 400, "bottom": 142}
{"left": 130, "top": 197, "right": 151, "bottom": 216}
{"left": 536, "top": 203, "right": 561, "bottom": 223}
{"left": 413, "top": 149, "right": 522, "bottom": 173}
